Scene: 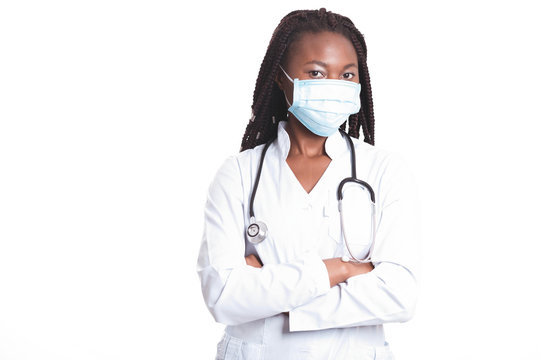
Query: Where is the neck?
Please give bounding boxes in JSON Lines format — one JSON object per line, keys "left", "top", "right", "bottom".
{"left": 285, "top": 116, "right": 328, "bottom": 158}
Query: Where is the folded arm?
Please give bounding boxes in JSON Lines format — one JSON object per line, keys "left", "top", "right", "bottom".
{"left": 288, "top": 154, "right": 421, "bottom": 331}
{"left": 197, "top": 157, "right": 332, "bottom": 326}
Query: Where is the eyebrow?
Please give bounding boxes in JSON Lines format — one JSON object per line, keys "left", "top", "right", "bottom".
{"left": 304, "top": 60, "right": 328, "bottom": 67}
{"left": 342, "top": 63, "right": 358, "bottom": 69}
{"left": 304, "top": 60, "right": 358, "bottom": 69}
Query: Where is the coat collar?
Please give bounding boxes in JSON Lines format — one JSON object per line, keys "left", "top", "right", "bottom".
{"left": 275, "top": 121, "right": 349, "bottom": 161}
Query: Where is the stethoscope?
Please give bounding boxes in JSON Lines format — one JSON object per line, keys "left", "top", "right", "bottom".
{"left": 246, "top": 129, "right": 376, "bottom": 263}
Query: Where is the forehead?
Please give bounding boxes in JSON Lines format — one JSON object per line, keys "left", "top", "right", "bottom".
{"left": 285, "top": 31, "right": 358, "bottom": 66}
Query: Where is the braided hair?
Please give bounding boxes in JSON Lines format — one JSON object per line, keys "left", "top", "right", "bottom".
{"left": 240, "top": 8, "right": 375, "bottom": 151}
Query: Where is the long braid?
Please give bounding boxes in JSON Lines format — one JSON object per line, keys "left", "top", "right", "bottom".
{"left": 240, "top": 8, "right": 375, "bottom": 151}
{"left": 341, "top": 19, "right": 375, "bottom": 145}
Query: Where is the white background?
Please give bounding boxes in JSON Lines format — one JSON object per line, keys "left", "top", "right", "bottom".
{"left": 1, "top": 0, "right": 539, "bottom": 359}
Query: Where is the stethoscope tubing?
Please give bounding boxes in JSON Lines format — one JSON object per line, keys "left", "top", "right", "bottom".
{"left": 247, "top": 128, "right": 377, "bottom": 263}
{"left": 248, "top": 138, "right": 274, "bottom": 219}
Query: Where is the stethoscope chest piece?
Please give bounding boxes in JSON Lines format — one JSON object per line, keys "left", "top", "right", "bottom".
{"left": 247, "top": 218, "right": 267, "bottom": 244}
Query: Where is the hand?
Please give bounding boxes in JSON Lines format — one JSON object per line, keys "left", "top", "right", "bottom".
{"left": 346, "top": 261, "right": 374, "bottom": 278}
{"left": 323, "top": 258, "right": 373, "bottom": 287}
{"left": 245, "top": 254, "right": 263, "bottom": 268}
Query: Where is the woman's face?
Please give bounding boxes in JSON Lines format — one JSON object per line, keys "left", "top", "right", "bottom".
{"left": 277, "top": 31, "right": 359, "bottom": 102}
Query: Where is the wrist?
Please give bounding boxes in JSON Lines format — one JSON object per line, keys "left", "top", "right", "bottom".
{"left": 341, "top": 260, "right": 351, "bottom": 280}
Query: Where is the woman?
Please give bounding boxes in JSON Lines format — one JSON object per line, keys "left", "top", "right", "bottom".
{"left": 197, "top": 8, "right": 419, "bottom": 359}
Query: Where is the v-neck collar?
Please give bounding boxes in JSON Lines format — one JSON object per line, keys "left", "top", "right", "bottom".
{"left": 275, "top": 121, "right": 348, "bottom": 197}
{"left": 283, "top": 157, "right": 333, "bottom": 197}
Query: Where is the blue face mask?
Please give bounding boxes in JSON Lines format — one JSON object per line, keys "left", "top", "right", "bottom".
{"left": 280, "top": 65, "right": 361, "bottom": 137}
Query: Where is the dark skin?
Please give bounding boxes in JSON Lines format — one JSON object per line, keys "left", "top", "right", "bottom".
{"left": 245, "top": 31, "right": 373, "bottom": 286}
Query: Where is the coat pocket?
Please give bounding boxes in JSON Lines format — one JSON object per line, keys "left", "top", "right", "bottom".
{"left": 327, "top": 213, "right": 342, "bottom": 244}
{"left": 215, "top": 332, "right": 264, "bottom": 360}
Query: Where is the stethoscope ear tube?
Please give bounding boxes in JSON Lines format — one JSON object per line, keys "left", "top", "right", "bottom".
{"left": 339, "top": 199, "right": 376, "bottom": 263}
{"left": 337, "top": 130, "right": 377, "bottom": 263}
{"left": 338, "top": 177, "right": 377, "bottom": 263}
{"left": 337, "top": 177, "right": 375, "bottom": 203}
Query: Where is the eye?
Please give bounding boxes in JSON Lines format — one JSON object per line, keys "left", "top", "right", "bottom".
{"left": 308, "top": 70, "right": 325, "bottom": 79}
{"left": 342, "top": 72, "right": 356, "bottom": 80}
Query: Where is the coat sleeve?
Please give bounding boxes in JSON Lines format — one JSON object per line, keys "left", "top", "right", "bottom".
{"left": 197, "top": 156, "right": 331, "bottom": 326}
{"left": 288, "top": 153, "right": 421, "bottom": 331}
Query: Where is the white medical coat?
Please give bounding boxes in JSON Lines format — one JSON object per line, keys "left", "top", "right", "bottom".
{"left": 197, "top": 121, "right": 420, "bottom": 359}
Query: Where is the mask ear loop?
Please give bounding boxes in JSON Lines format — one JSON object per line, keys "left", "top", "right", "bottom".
{"left": 278, "top": 65, "right": 294, "bottom": 107}
{"left": 278, "top": 64, "right": 294, "bottom": 82}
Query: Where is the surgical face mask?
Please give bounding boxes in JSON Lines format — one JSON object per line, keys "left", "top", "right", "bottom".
{"left": 279, "top": 65, "right": 361, "bottom": 137}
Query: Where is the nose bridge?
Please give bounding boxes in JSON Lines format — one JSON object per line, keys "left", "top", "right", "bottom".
{"left": 327, "top": 68, "right": 342, "bottom": 79}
